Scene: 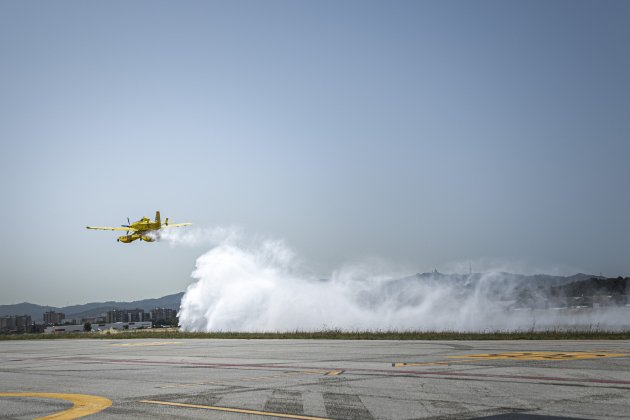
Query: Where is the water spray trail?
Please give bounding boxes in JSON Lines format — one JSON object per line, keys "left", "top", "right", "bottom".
{"left": 170, "top": 227, "right": 630, "bottom": 332}
{"left": 156, "top": 226, "right": 241, "bottom": 247}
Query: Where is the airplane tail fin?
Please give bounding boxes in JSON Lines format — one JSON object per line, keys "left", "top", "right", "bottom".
{"left": 155, "top": 211, "right": 161, "bottom": 226}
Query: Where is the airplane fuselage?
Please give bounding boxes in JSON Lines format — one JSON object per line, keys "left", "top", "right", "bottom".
{"left": 117, "top": 217, "right": 160, "bottom": 243}
{"left": 87, "top": 211, "right": 190, "bottom": 244}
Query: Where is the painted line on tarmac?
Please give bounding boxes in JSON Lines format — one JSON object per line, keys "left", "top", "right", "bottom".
{"left": 158, "top": 370, "right": 332, "bottom": 388}
{"left": 111, "top": 341, "right": 183, "bottom": 347}
{"left": 60, "top": 356, "right": 630, "bottom": 386}
{"left": 159, "top": 381, "right": 226, "bottom": 389}
{"left": 325, "top": 370, "right": 344, "bottom": 376}
{"left": 0, "top": 392, "right": 112, "bottom": 420}
{"left": 394, "top": 351, "right": 627, "bottom": 366}
{"left": 140, "top": 400, "right": 330, "bottom": 420}
{"left": 449, "top": 351, "right": 626, "bottom": 361}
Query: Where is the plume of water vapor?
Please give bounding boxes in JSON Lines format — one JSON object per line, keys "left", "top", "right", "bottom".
{"left": 156, "top": 225, "right": 241, "bottom": 247}
{"left": 174, "top": 228, "right": 630, "bottom": 332}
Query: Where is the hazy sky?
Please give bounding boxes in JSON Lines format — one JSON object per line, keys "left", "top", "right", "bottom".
{"left": 1, "top": 1, "right": 628, "bottom": 306}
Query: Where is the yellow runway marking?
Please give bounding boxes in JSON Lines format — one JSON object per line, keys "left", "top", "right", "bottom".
{"left": 111, "top": 341, "right": 183, "bottom": 347}
{"left": 140, "top": 400, "right": 330, "bottom": 419}
{"left": 325, "top": 370, "right": 344, "bottom": 376}
{"left": 0, "top": 392, "right": 112, "bottom": 420}
{"left": 300, "top": 370, "right": 331, "bottom": 375}
{"left": 449, "top": 352, "right": 626, "bottom": 361}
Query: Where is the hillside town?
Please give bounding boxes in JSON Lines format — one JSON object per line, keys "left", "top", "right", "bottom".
{"left": 0, "top": 307, "right": 177, "bottom": 334}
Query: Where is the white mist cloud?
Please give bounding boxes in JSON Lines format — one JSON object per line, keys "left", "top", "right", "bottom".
{"left": 154, "top": 225, "right": 242, "bottom": 247}
{"left": 171, "top": 227, "right": 630, "bottom": 332}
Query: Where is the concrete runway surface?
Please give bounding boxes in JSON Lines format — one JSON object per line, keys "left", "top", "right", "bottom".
{"left": 1, "top": 339, "right": 629, "bottom": 420}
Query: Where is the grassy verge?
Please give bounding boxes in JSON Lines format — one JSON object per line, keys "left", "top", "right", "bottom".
{"left": 2, "top": 329, "right": 630, "bottom": 340}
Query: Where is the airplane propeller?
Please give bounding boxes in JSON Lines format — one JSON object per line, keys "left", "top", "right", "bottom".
{"left": 121, "top": 217, "right": 131, "bottom": 236}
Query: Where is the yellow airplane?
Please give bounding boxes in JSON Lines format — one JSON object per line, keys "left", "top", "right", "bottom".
{"left": 86, "top": 211, "right": 192, "bottom": 243}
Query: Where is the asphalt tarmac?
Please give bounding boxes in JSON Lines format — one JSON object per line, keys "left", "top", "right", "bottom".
{"left": 1, "top": 338, "right": 629, "bottom": 419}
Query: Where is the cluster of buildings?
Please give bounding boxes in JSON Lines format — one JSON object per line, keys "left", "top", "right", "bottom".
{"left": 0, "top": 315, "right": 33, "bottom": 333}
{"left": 0, "top": 308, "right": 178, "bottom": 334}
{"left": 42, "top": 308, "right": 177, "bottom": 326}
{"left": 103, "top": 308, "right": 177, "bottom": 324}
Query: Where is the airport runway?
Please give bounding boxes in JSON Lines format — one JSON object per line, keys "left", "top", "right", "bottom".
{"left": 1, "top": 339, "right": 629, "bottom": 419}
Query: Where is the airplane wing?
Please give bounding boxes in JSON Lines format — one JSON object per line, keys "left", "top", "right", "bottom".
{"left": 162, "top": 223, "right": 192, "bottom": 228}
{"left": 86, "top": 226, "right": 136, "bottom": 231}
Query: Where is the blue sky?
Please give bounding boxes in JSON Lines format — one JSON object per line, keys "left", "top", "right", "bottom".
{"left": 1, "top": 1, "right": 628, "bottom": 306}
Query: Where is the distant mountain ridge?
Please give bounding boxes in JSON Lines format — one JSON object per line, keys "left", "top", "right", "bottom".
{"left": 0, "top": 292, "right": 184, "bottom": 321}
{"left": 412, "top": 271, "right": 601, "bottom": 286}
